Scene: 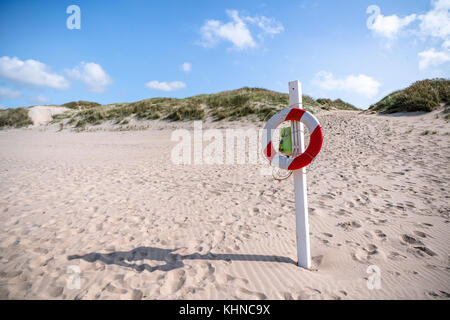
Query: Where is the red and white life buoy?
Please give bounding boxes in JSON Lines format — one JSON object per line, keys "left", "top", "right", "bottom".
{"left": 262, "top": 108, "right": 323, "bottom": 171}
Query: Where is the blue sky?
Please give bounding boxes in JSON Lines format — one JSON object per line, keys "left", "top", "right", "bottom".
{"left": 0, "top": 0, "right": 448, "bottom": 109}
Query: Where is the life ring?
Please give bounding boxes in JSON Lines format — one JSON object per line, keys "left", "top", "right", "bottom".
{"left": 262, "top": 108, "right": 323, "bottom": 170}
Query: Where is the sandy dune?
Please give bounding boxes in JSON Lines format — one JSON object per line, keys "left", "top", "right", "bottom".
{"left": 0, "top": 110, "right": 449, "bottom": 299}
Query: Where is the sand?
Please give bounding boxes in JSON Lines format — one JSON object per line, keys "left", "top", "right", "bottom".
{"left": 0, "top": 110, "right": 449, "bottom": 299}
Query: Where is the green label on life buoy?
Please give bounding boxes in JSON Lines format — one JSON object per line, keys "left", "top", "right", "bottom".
{"left": 279, "top": 127, "right": 292, "bottom": 156}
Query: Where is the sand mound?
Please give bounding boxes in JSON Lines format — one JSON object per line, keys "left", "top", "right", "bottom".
{"left": 28, "top": 106, "right": 70, "bottom": 126}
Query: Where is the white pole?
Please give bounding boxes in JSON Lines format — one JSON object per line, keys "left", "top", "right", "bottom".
{"left": 289, "top": 80, "right": 311, "bottom": 269}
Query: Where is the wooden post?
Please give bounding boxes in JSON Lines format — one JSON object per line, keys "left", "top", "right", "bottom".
{"left": 289, "top": 80, "right": 311, "bottom": 269}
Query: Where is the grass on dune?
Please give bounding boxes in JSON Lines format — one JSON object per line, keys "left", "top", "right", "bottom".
{"left": 0, "top": 107, "right": 33, "bottom": 129}
{"left": 62, "top": 100, "right": 101, "bottom": 110}
{"left": 0, "top": 87, "right": 359, "bottom": 129}
{"left": 69, "top": 97, "right": 206, "bottom": 127}
{"left": 58, "top": 87, "right": 335, "bottom": 126}
{"left": 316, "top": 98, "right": 358, "bottom": 111}
{"left": 369, "top": 78, "right": 450, "bottom": 114}
{"left": 443, "top": 105, "right": 450, "bottom": 120}
{"left": 202, "top": 87, "right": 325, "bottom": 121}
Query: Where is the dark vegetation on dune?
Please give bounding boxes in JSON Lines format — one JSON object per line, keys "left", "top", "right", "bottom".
{"left": 369, "top": 78, "right": 450, "bottom": 114}
{"left": 62, "top": 100, "right": 101, "bottom": 110}
{"left": 4, "top": 79, "right": 450, "bottom": 129}
{"left": 1, "top": 87, "right": 359, "bottom": 129}
{"left": 61, "top": 87, "right": 358, "bottom": 128}
{"left": 0, "top": 107, "right": 33, "bottom": 129}
{"left": 316, "top": 98, "right": 358, "bottom": 111}
{"left": 67, "top": 87, "right": 325, "bottom": 128}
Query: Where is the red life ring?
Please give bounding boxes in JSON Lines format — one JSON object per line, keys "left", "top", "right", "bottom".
{"left": 262, "top": 108, "right": 323, "bottom": 170}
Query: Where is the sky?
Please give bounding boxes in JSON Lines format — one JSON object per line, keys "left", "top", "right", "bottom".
{"left": 0, "top": 0, "right": 448, "bottom": 109}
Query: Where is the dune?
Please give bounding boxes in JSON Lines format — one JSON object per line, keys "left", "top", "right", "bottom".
{"left": 28, "top": 106, "right": 70, "bottom": 126}
{"left": 0, "top": 109, "right": 448, "bottom": 299}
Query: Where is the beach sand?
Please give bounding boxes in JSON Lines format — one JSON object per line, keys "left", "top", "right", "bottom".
{"left": 0, "top": 110, "right": 449, "bottom": 299}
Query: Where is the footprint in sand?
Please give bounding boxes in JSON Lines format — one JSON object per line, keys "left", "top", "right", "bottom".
{"left": 283, "top": 292, "right": 294, "bottom": 300}
{"left": 216, "top": 271, "right": 248, "bottom": 287}
{"left": 351, "top": 244, "right": 378, "bottom": 263}
{"left": 401, "top": 234, "right": 437, "bottom": 257}
{"left": 337, "top": 221, "right": 362, "bottom": 231}
{"left": 235, "top": 287, "right": 267, "bottom": 300}
{"left": 48, "top": 286, "right": 64, "bottom": 298}
{"left": 194, "top": 262, "right": 216, "bottom": 283}
{"left": 320, "top": 194, "right": 335, "bottom": 200}
{"left": 413, "top": 230, "right": 427, "bottom": 238}
{"left": 314, "top": 235, "right": 331, "bottom": 246}
{"left": 364, "top": 244, "right": 378, "bottom": 255}
{"left": 336, "top": 209, "right": 351, "bottom": 216}
{"left": 215, "top": 271, "right": 235, "bottom": 285}
{"left": 409, "top": 246, "right": 437, "bottom": 257}
{"left": 104, "top": 283, "right": 127, "bottom": 295}
{"left": 160, "top": 269, "right": 186, "bottom": 295}
{"left": 388, "top": 251, "right": 407, "bottom": 261}
{"left": 374, "top": 230, "right": 387, "bottom": 240}
{"left": 311, "top": 255, "right": 324, "bottom": 269}
{"left": 294, "top": 287, "right": 323, "bottom": 300}
{"left": 215, "top": 270, "right": 264, "bottom": 299}
{"left": 129, "top": 289, "right": 143, "bottom": 300}
{"left": 401, "top": 234, "right": 423, "bottom": 245}
{"left": 363, "top": 231, "right": 373, "bottom": 239}
{"left": 427, "top": 290, "right": 450, "bottom": 299}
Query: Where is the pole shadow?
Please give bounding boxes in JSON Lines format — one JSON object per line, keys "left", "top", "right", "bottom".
{"left": 67, "top": 246, "right": 296, "bottom": 273}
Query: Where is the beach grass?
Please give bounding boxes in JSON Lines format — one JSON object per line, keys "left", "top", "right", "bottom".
{"left": 0, "top": 107, "right": 33, "bottom": 129}
{"left": 369, "top": 78, "right": 450, "bottom": 114}
{"left": 62, "top": 101, "right": 101, "bottom": 110}
{"left": 0, "top": 87, "right": 359, "bottom": 129}
{"left": 55, "top": 87, "right": 357, "bottom": 127}
{"left": 316, "top": 98, "right": 358, "bottom": 111}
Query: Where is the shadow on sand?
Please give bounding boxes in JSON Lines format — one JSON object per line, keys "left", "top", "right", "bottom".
{"left": 67, "top": 246, "right": 296, "bottom": 272}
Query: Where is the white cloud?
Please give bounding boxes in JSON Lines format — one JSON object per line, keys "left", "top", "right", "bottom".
{"left": 416, "top": 1, "right": 450, "bottom": 70}
{"left": 243, "top": 15, "right": 284, "bottom": 37}
{"left": 66, "top": 62, "right": 112, "bottom": 93}
{"left": 418, "top": 48, "right": 450, "bottom": 69}
{"left": 181, "top": 62, "right": 192, "bottom": 72}
{"left": 145, "top": 81, "right": 186, "bottom": 92}
{"left": 418, "top": 0, "right": 450, "bottom": 41}
{"left": 0, "top": 56, "right": 69, "bottom": 89}
{"left": 366, "top": 5, "right": 416, "bottom": 39}
{"left": 0, "top": 87, "right": 21, "bottom": 99}
{"left": 367, "top": 1, "right": 449, "bottom": 43}
{"left": 313, "top": 71, "right": 381, "bottom": 98}
{"left": 199, "top": 10, "right": 283, "bottom": 50}
{"left": 200, "top": 10, "right": 255, "bottom": 49}
{"left": 367, "top": 2, "right": 450, "bottom": 69}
